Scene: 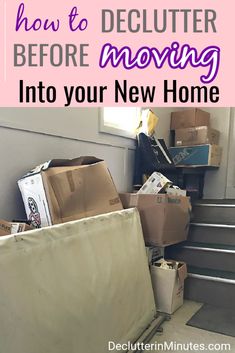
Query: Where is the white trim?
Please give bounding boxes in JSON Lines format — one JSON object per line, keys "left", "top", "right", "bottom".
{"left": 226, "top": 107, "right": 235, "bottom": 198}
{"left": 183, "top": 245, "right": 235, "bottom": 254}
{"left": 191, "top": 223, "right": 235, "bottom": 228}
{"left": 195, "top": 203, "right": 235, "bottom": 208}
{"left": 188, "top": 273, "right": 235, "bottom": 285}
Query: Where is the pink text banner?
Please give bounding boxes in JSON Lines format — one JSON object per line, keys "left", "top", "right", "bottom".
{"left": 0, "top": 0, "right": 234, "bottom": 107}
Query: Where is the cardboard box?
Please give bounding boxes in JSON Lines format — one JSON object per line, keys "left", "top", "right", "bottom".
{"left": 11, "top": 222, "right": 33, "bottom": 234}
{"left": 146, "top": 246, "right": 165, "bottom": 265}
{"left": 0, "top": 220, "right": 12, "bottom": 236}
{"left": 169, "top": 144, "right": 222, "bottom": 167}
{"left": 0, "top": 219, "right": 33, "bottom": 236}
{"left": 18, "top": 157, "right": 123, "bottom": 228}
{"left": 151, "top": 260, "right": 187, "bottom": 314}
{"left": 175, "top": 126, "right": 220, "bottom": 147}
{"left": 137, "top": 172, "right": 172, "bottom": 195}
{"left": 171, "top": 109, "right": 210, "bottom": 130}
{"left": 119, "top": 193, "right": 191, "bottom": 246}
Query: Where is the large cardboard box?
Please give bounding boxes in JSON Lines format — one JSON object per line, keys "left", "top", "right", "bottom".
{"left": 18, "top": 157, "right": 123, "bottom": 228}
{"left": 151, "top": 260, "right": 187, "bottom": 314}
{"left": 119, "top": 193, "right": 191, "bottom": 246}
{"left": 169, "top": 144, "right": 222, "bottom": 167}
{"left": 171, "top": 109, "right": 210, "bottom": 130}
{"left": 175, "top": 126, "right": 220, "bottom": 147}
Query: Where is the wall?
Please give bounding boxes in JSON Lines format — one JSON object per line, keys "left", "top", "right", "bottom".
{"left": 200, "top": 108, "right": 231, "bottom": 200}
{"left": 0, "top": 108, "right": 135, "bottom": 220}
{"left": 225, "top": 108, "right": 235, "bottom": 198}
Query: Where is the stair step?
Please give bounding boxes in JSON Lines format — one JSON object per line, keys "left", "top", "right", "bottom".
{"left": 188, "top": 266, "right": 235, "bottom": 283}
{"left": 196, "top": 199, "right": 235, "bottom": 204}
{"left": 182, "top": 200, "right": 235, "bottom": 307}
{"left": 165, "top": 242, "right": 235, "bottom": 273}
{"left": 185, "top": 267, "right": 235, "bottom": 309}
{"left": 189, "top": 223, "right": 235, "bottom": 246}
{"left": 192, "top": 203, "right": 235, "bottom": 224}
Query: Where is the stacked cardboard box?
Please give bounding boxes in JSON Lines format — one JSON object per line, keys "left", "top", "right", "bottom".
{"left": 120, "top": 188, "right": 190, "bottom": 314}
{"left": 169, "top": 109, "right": 222, "bottom": 167}
{"left": 120, "top": 184, "right": 191, "bottom": 314}
{"left": 120, "top": 193, "right": 191, "bottom": 247}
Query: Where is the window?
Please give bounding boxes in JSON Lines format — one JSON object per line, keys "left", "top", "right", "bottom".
{"left": 99, "top": 107, "right": 141, "bottom": 138}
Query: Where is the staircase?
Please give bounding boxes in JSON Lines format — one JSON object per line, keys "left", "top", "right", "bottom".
{"left": 165, "top": 201, "right": 235, "bottom": 310}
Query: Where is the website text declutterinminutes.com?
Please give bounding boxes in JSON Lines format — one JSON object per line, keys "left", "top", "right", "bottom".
{"left": 108, "top": 341, "right": 232, "bottom": 352}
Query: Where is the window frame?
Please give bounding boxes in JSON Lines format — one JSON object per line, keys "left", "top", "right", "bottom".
{"left": 99, "top": 107, "right": 141, "bottom": 139}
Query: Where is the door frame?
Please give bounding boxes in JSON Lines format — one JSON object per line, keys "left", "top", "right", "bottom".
{"left": 226, "top": 108, "right": 235, "bottom": 198}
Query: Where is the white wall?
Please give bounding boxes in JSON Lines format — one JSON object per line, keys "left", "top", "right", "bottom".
{"left": 0, "top": 108, "right": 135, "bottom": 220}
{"left": 201, "top": 108, "right": 231, "bottom": 199}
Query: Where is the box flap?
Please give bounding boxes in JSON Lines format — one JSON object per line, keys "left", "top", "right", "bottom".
{"left": 178, "top": 262, "right": 187, "bottom": 284}
{"left": 155, "top": 260, "right": 187, "bottom": 284}
{"left": 11, "top": 223, "right": 34, "bottom": 234}
{"left": 137, "top": 172, "right": 172, "bottom": 195}
{"left": 47, "top": 156, "right": 103, "bottom": 168}
{"left": 43, "top": 161, "right": 122, "bottom": 224}
{"left": 20, "top": 156, "right": 103, "bottom": 178}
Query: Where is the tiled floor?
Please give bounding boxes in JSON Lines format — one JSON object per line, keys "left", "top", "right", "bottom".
{"left": 147, "top": 301, "right": 235, "bottom": 352}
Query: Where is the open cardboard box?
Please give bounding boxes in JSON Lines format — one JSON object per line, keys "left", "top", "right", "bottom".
{"left": 151, "top": 259, "right": 187, "bottom": 314}
{"left": 18, "top": 157, "right": 123, "bottom": 228}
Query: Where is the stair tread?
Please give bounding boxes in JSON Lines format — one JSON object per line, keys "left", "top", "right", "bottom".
{"left": 178, "top": 241, "right": 235, "bottom": 251}
{"left": 195, "top": 199, "right": 235, "bottom": 205}
{"left": 188, "top": 266, "right": 235, "bottom": 280}
{"left": 194, "top": 204, "right": 235, "bottom": 208}
{"left": 190, "top": 222, "right": 235, "bottom": 228}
